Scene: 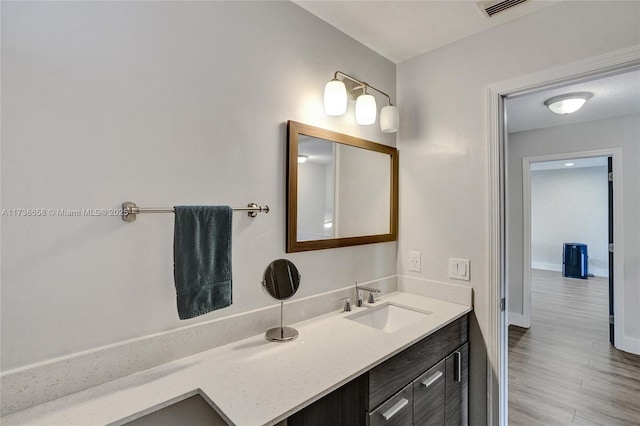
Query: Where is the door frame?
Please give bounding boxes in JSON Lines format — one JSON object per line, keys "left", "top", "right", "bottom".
{"left": 486, "top": 44, "right": 640, "bottom": 426}
{"left": 608, "top": 156, "right": 614, "bottom": 346}
{"left": 521, "top": 150, "right": 622, "bottom": 335}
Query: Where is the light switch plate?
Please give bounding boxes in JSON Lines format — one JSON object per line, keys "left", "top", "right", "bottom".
{"left": 449, "top": 258, "right": 470, "bottom": 281}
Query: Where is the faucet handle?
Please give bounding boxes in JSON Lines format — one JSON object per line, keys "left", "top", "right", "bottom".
{"left": 355, "top": 282, "right": 364, "bottom": 307}
{"left": 339, "top": 297, "right": 352, "bottom": 312}
{"left": 358, "top": 286, "right": 381, "bottom": 304}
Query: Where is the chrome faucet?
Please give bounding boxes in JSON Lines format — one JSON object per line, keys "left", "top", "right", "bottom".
{"left": 356, "top": 283, "right": 381, "bottom": 304}
{"left": 340, "top": 297, "right": 352, "bottom": 312}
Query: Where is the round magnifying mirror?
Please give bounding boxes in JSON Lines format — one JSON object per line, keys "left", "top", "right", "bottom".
{"left": 263, "top": 259, "right": 301, "bottom": 300}
{"left": 262, "top": 259, "right": 301, "bottom": 342}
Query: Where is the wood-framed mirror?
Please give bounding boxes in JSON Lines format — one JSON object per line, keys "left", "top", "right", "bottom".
{"left": 287, "top": 121, "right": 398, "bottom": 253}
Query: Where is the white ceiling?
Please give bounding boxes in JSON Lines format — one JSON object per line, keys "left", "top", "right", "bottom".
{"left": 293, "top": 1, "right": 640, "bottom": 133}
{"left": 293, "top": 0, "right": 559, "bottom": 63}
{"left": 506, "top": 69, "right": 640, "bottom": 133}
{"left": 299, "top": 135, "right": 334, "bottom": 165}
{"left": 530, "top": 157, "right": 608, "bottom": 171}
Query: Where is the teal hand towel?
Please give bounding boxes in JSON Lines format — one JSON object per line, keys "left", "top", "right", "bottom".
{"left": 174, "top": 205, "right": 232, "bottom": 319}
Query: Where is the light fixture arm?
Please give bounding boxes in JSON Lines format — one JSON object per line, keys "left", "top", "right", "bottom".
{"left": 333, "top": 71, "right": 394, "bottom": 106}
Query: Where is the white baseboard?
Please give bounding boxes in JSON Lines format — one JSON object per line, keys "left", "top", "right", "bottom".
{"left": 508, "top": 312, "right": 530, "bottom": 328}
{"left": 616, "top": 334, "right": 640, "bottom": 356}
{"left": 531, "top": 262, "right": 562, "bottom": 272}
{"left": 589, "top": 267, "right": 609, "bottom": 278}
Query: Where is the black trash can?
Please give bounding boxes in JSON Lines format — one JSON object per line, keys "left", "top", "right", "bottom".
{"left": 562, "top": 243, "right": 588, "bottom": 279}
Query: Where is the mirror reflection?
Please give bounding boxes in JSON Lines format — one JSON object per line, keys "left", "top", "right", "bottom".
{"left": 297, "top": 136, "right": 335, "bottom": 241}
{"left": 297, "top": 136, "right": 391, "bottom": 241}
{"left": 287, "top": 121, "right": 398, "bottom": 253}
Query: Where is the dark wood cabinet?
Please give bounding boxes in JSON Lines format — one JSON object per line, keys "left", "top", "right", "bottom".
{"left": 413, "top": 359, "right": 446, "bottom": 425}
{"left": 287, "top": 373, "right": 368, "bottom": 426}
{"left": 367, "top": 316, "right": 467, "bottom": 410}
{"left": 367, "top": 383, "right": 413, "bottom": 426}
{"left": 288, "top": 315, "right": 469, "bottom": 426}
{"left": 445, "top": 343, "right": 469, "bottom": 426}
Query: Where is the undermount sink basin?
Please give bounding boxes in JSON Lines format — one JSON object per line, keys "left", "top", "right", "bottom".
{"left": 346, "top": 303, "right": 431, "bottom": 333}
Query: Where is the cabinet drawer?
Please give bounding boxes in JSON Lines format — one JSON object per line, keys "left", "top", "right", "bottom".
{"left": 367, "top": 383, "right": 413, "bottom": 426}
{"left": 368, "top": 315, "right": 467, "bottom": 409}
{"left": 413, "top": 359, "right": 445, "bottom": 426}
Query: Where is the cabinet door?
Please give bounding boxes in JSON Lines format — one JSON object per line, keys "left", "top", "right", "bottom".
{"left": 367, "top": 383, "right": 412, "bottom": 426}
{"left": 413, "top": 359, "right": 445, "bottom": 426}
{"left": 287, "top": 373, "right": 367, "bottom": 426}
{"left": 445, "top": 343, "right": 469, "bottom": 426}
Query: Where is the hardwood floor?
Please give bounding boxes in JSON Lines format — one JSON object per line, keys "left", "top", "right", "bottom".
{"left": 508, "top": 269, "right": 640, "bottom": 425}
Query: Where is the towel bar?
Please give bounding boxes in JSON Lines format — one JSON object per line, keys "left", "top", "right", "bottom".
{"left": 122, "top": 201, "right": 269, "bottom": 222}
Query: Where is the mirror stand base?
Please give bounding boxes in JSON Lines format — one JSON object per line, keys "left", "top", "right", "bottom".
{"left": 265, "top": 327, "right": 298, "bottom": 342}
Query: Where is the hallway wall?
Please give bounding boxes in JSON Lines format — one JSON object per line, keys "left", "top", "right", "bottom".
{"left": 508, "top": 114, "right": 640, "bottom": 352}
{"left": 397, "top": 2, "right": 640, "bottom": 422}
{"left": 531, "top": 165, "right": 609, "bottom": 277}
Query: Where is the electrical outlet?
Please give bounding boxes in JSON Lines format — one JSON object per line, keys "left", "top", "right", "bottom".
{"left": 409, "top": 251, "right": 421, "bottom": 272}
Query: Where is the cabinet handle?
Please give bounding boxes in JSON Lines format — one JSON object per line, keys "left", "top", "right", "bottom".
{"left": 454, "top": 351, "right": 462, "bottom": 383}
{"left": 381, "top": 398, "right": 409, "bottom": 421}
{"left": 421, "top": 371, "right": 443, "bottom": 388}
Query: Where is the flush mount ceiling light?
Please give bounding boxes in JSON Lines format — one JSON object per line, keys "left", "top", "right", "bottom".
{"left": 324, "top": 71, "right": 399, "bottom": 133}
{"left": 544, "top": 92, "right": 593, "bottom": 115}
{"left": 297, "top": 155, "right": 309, "bottom": 163}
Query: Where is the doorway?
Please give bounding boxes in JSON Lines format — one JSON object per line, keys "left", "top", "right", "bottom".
{"left": 486, "top": 46, "right": 640, "bottom": 425}
{"left": 515, "top": 153, "right": 613, "bottom": 343}
{"left": 507, "top": 152, "right": 629, "bottom": 424}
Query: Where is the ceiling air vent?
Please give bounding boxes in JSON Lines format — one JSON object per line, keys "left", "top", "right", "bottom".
{"left": 477, "top": 0, "right": 529, "bottom": 18}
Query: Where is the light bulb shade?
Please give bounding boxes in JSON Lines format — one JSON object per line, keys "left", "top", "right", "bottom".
{"left": 355, "top": 94, "right": 377, "bottom": 125}
{"left": 324, "top": 79, "right": 347, "bottom": 116}
{"left": 547, "top": 98, "right": 586, "bottom": 114}
{"left": 544, "top": 92, "right": 592, "bottom": 115}
{"left": 380, "top": 105, "right": 399, "bottom": 133}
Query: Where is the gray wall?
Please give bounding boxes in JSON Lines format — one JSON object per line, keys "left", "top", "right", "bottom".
{"left": 508, "top": 114, "right": 640, "bottom": 345}
{"left": 3, "top": 1, "right": 640, "bottom": 423}
{"left": 531, "top": 166, "right": 609, "bottom": 277}
{"left": 397, "top": 2, "right": 640, "bottom": 424}
{"left": 1, "top": 1, "right": 397, "bottom": 371}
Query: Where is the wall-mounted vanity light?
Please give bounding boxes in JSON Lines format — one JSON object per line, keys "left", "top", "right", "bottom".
{"left": 544, "top": 92, "right": 593, "bottom": 115}
{"left": 324, "top": 71, "right": 399, "bottom": 133}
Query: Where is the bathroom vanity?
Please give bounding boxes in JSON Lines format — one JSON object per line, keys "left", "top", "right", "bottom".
{"left": 1, "top": 291, "right": 471, "bottom": 426}
{"left": 288, "top": 315, "right": 468, "bottom": 425}
{"left": 130, "top": 315, "right": 468, "bottom": 426}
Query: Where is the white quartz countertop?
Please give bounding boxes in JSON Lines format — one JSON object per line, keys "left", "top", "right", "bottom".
{"left": 2, "top": 292, "right": 471, "bottom": 426}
